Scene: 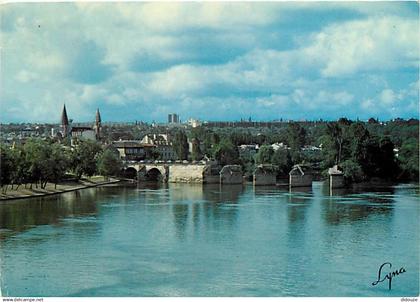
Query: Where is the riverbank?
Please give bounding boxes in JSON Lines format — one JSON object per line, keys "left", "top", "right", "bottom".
{"left": 0, "top": 176, "right": 121, "bottom": 201}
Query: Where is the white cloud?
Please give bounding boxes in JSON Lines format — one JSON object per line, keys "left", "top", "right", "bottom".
{"left": 303, "top": 17, "right": 418, "bottom": 77}
{"left": 15, "top": 70, "right": 38, "bottom": 83}
{"left": 0, "top": 3, "right": 418, "bottom": 122}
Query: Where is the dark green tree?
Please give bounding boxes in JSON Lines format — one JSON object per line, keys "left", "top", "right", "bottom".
{"left": 271, "top": 149, "right": 293, "bottom": 175}
{"left": 398, "top": 138, "right": 419, "bottom": 179}
{"left": 213, "top": 138, "right": 239, "bottom": 166}
{"left": 70, "top": 140, "right": 102, "bottom": 179}
{"left": 255, "top": 144, "right": 274, "bottom": 164}
{"left": 172, "top": 130, "right": 189, "bottom": 160}
{"left": 0, "top": 145, "right": 12, "bottom": 193}
{"left": 97, "top": 149, "right": 123, "bottom": 180}
{"left": 191, "top": 138, "right": 203, "bottom": 161}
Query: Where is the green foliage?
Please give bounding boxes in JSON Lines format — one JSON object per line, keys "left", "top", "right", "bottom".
{"left": 1, "top": 145, "right": 12, "bottom": 190}
{"left": 212, "top": 138, "right": 239, "bottom": 166}
{"left": 45, "top": 143, "right": 70, "bottom": 188}
{"left": 24, "top": 139, "right": 51, "bottom": 188}
{"left": 172, "top": 130, "right": 189, "bottom": 160}
{"left": 70, "top": 140, "right": 102, "bottom": 179}
{"left": 287, "top": 122, "right": 306, "bottom": 151}
{"left": 398, "top": 138, "right": 419, "bottom": 179}
{"left": 271, "top": 149, "right": 293, "bottom": 175}
{"left": 340, "top": 160, "right": 365, "bottom": 183}
{"left": 97, "top": 149, "right": 123, "bottom": 179}
{"left": 254, "top": 144, "right": 274, "bottom": 164}
{"left": 191, "top": 138, "right": 203, "bottom": 161}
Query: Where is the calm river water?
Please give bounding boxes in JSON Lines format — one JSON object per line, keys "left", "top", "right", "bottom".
{"left": 0, "top": 182, "right": 418, "bottom": 297}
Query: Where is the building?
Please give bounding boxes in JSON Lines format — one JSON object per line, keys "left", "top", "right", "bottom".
{"left": 238, "top": 144, "right": 259, "bottom": 157}
{"left": 112, "top": 140, "right": 156, "bottom": 161}
{"left": 59, "top": 104, "right": 102, "bottom": 143}
{"left": 271, "top": 142, "right": 289, "bottom": 151}
{"left": 188, "top": 118, "right": 201, "bottom": 128}
{"left": 61, "top": 104, "right": 70, "bottom": 137}
{"left": 93, "top": 108, "right": 102, "bottom": 140}
{"left": 71, "top": 126, "right": 96, "bottom": 141}
{"left": 141, "top": 134, "right": 177, "bottom": 161}
{"left": 168, "top": 113, "right": 179, "bottom": 124}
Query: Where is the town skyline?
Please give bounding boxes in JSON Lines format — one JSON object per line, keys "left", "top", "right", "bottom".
{"left": 1, "top": 2, "right": 418, "bottom": 123}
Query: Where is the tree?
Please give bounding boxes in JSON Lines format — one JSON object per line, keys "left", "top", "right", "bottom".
{"left": 97, "top": 149, "right": 123, "bottom": 180}
{"left": 377, "top": 137, "right": 399, "bottom": 179}
{"left": 255, "top": 144, "right": 274, "bottom": 164}
{"left": 23, "top": 139, "right": 50, "bottom": 188}
{"left": 0, "top": 145, "right": 12, "bottom": 193}
{"left": 70, "top": 140, "right": 102, "bottom": 179}
{"left": 271, "top": 149, "right": 293, "bottom": 175}
{"left": 287, "top": 122, "right": 306, "bottom": 151}
{"left": 10, "top": 145, "right": 30, "bottom": 189}
{"left": 340, "top": 159, "right": 365, "bottom": 183}
{"left": 172, "top": 130, "right": 189, "bottom": 160}
{"left": 212, "top": 138, "right": 239, "bottom": 166}
{"left": 47, "top": 143, "right": 70, "bottom": 188}
{"left": 398, "top": 138, "right": 419, "bottom": 179}
{"left": 325, "top": 122, "right": 345, "bottom": 164}
{"left": 286, "top": 123, "right": 306, "bottom": 165}
{"left": 191, "top": 138, "right": 203, "bottom": 161}
{"left": 349, "top": 122, "right": 370, "bottom": 161}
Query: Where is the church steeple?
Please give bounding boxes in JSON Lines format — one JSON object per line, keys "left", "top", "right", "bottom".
{"left": 61, "top": 104, "right": 69, "bottom": 137}
{"left": 95, "top": 108, "right": 101, "bottom": 124}
{"left": 94, "top": 108, "right": 101, "bottom": 140}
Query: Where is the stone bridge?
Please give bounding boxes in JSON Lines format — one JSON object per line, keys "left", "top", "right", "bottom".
{"left": 124, "top": 162, "right": 281, "bottom": 185}
{"left": 123, "top": 162, "right": 215, "bottom": 183}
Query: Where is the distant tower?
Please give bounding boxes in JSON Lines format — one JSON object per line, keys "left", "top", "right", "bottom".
{"left": 94, "top": 108, "right": 102, "bottom": 140}
{"left": 61, "top": 104, "right": 69, "bottom": 137}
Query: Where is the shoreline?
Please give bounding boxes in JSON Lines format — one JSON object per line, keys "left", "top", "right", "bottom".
{"left": 0, "top": 178, "right": 121, "bottom": 201}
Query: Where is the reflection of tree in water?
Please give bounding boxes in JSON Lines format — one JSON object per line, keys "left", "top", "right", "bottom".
{"left": 169, "top": 184, "right": 245, "bottom": 239}
{"left": 202, "top": 184, "right": 243, "bottom": 233}
{"left": 202, "top": 184, "right": 243, "bottom": 203}
{"left": 0, "top": 188, "right": 103, "bottom": 239}
{"left": 171, "top": 203, "right": 189, "bottom": 239}
{"left": 253, "top": 185, "right": 288, "bottom": 196}
{"left": 322, "top": 185, "right": 395, "bottom": 225}
{"left": 287, "top": 190, "right": 313, "bottom": 225}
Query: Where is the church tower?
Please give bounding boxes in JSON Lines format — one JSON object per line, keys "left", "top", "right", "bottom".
{"left": 61, "top": 104, "right": 69, "bottom": 137}
{"left": 94, "top": 108, "right": 102, "bottom": 140}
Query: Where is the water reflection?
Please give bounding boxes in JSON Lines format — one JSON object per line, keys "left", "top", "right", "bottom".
{"left": 0, "top": 182, "right": 418, "bottom": 297}
{"left": 321, "top": 183, "right": 395, "bottom": 226}
{"left": 0, "top": 189, "right": 101, "bottom": 239}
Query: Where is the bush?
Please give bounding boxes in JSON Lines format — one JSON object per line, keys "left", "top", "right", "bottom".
{"left": 340, "top": 159, "right": 365, "bottom": 183}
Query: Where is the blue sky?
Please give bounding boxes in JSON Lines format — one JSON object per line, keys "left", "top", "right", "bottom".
{"left": 1, "top": 2, "right": 418, "bottom": 123}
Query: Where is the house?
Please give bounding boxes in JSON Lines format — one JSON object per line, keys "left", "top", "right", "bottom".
{"left": 271, "top": 142, "right": 289, "bottom": 151}
{"left": 71, "top": 126, "right": 96, "bottom": 141}
{"left": 112, "top": 140, "right": 156, "bottom": 161}
{"left": 238, "top": 144, "right": 259, "bottom": 157}
{"left": 141, "top": 134, "right": 177, "bottom": 161}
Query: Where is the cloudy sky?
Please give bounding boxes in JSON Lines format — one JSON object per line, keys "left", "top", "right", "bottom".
{"left": 1, "top": 2, "right": 418, "bottom": 123}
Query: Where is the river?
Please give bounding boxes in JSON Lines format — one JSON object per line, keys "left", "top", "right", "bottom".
{"left": 0, "top": 182, "right": 418, "bottom": 297}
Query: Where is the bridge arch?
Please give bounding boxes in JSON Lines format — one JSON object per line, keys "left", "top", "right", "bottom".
{"left": 123, "top": 167, "right": 138, "bottom": 179}
{"left": 145, "top": 168, "right": 164, "bottom": 182}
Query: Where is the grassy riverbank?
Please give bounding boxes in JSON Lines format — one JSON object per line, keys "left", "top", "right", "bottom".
{"left": 0, "top": 176, "right": 120, "bottom": 201}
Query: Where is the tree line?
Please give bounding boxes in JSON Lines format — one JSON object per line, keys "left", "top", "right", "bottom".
{"left": 170, "top": 118, "right": 418, "bottom": 182}
{"left": 1, "top": 139, "right": 122, "bottom": 193}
